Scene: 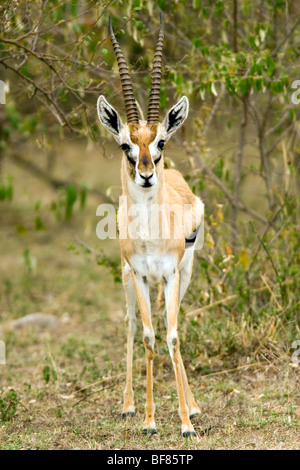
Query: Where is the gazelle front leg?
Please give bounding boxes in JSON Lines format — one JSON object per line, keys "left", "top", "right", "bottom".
{"left": 122, "top": 263, "right": 136, "bottom": 418}
{"left": 165, "top": 268, "right": 196, "bottom": 437}
{"left": 132, "top": 272, "right": 157, "bottom": 434}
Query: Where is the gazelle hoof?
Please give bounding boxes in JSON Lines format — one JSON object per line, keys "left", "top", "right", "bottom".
{"left": 122, "top": 412, "right": 135, "bottom": 419}
{"left": 182, "top": 431, "right": 197, "bottom": 437}
{"left": 189, "top": 412, "right": 201, "bottom": 419}
{"left": 189, "top": 407, "right": 201, "bottom": 419}
{"left": 142, "top": 428, "right": 157, "bottom": 435}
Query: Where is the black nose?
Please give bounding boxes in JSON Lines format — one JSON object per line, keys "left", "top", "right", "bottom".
{"left": 140, "top": 174, "right": 153, "bottom": 181}
{"left": 140, "top": 173, "right": 153, "bottom": 188}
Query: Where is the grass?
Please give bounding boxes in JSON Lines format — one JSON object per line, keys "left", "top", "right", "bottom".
{"left": 0, "top": 140, "right": 299, "bottom": 449}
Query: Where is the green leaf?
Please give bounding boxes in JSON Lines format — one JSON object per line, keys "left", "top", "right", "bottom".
{"left": 65, "top": 185, "right": 77, "bottom": 220}
{"left": 192, "top": 37, "right": 203, "bottom": 48}
{"left": 215, "top": 1, "right": 224, "bottom": 17}
{"left": 0, "top": 177, "right": 13, "bottom": 202}
{"left": 42, "top": 365, "right": 51, "bottom": 384}
{"left": 79, "top": 185, "right": 87, "bottom": 209}
{"left": 239, "top": 77, "right": 250, "bottom": 96}
{"left": 70, "top": 0, "right": 79, "bottom": 16}
{"left": 213, "top": 159, "right": 224, "bottom": 179}
{"left": 35, "top": 216, "right": 46, "bottom": 231}
{"left": 266, "top": 55, "right": 275, "bottom": 77}
{"left": 202, "top": 7, "right": 208, "bottom": 18}
{"left": 158, "top": 0, "right": 167, "bottom": 11}
{"left": 6, "top": 105, "right": 21, "bottom": 130}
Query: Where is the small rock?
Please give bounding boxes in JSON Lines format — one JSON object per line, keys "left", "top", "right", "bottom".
{"left": 7, "top": 313, "right": 58, "bottom": 331}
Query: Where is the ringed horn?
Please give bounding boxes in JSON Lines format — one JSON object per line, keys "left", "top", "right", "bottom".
{"left": 109, "top": 16, "right": 139, "bottom": 124}
{"left": 108, "top": 14, "right": 164, "bottom": 124}
{"left": 147, "top": 13, "right": 164, "bottom": 124}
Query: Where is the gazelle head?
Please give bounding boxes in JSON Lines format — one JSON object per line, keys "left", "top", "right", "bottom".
{"left": 97, "top": 14, "right": 189, "bottom": 189}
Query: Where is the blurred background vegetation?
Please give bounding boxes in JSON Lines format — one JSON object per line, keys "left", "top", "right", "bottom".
{"left": 0, "top": 0, "right": 299, "bottom": 449}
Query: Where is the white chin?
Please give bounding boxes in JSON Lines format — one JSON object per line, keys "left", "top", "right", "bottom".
{"left": 140, "top": 182, "right": 156, "bottom": 189}
{"left": 135, "top": 177, "right": 157, "bottom": 188}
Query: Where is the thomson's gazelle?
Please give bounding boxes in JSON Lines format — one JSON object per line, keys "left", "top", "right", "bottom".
{"left": 97, "top": 15, "right": 204, "bottom": 437}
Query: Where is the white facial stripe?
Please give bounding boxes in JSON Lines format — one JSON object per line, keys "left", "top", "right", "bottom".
{"left": 119, "top": 123, "right": 169, "bottom": 188}
{"left": 134, "top": 142, "right": 158, "bottom": 187}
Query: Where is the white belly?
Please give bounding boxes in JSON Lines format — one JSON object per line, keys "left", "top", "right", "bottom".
{"left": 130, "top": 253, "right": 177, "bottom": 284}
{"left": 129, "top": 246, "right": 194, "bottom": 284}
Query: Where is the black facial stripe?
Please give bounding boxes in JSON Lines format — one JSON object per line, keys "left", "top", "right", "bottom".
{"left": 104, "top": 106, "right": 119, "bottom": 132}
{"left": 127, "top": 154, "right": 136, "bottom": 166}
{"left": 167, "top": 108, "right": 182, "bottom": 132}
{"left": 154, "top": 155, "right": 162, "bottom": 165}
{"left": 120, "top": 143, "right": 135, "bottom": 165}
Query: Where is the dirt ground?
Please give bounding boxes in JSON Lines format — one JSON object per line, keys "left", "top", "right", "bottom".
{"left": 0, "top": 140, "right": 299, "bottom": 450}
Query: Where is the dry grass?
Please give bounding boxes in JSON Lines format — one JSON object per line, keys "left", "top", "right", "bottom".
{"left": 0, "top": 141, "right": 299, "bottom": 450}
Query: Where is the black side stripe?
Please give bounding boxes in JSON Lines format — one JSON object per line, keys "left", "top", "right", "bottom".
{"left": 185, "top": 225, "right": 200, "bottom": 248}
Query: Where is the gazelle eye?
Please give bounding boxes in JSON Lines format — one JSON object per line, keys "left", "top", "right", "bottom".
{"left": 120, "top": 143, "right": 130, "bottom": 152}
{"left": 158, "top": 140, "right": 165, "bottom": 151}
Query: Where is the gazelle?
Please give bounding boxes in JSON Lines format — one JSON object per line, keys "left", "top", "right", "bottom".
{"left": 97, "top": 15, "right": 204, "bottom": 437}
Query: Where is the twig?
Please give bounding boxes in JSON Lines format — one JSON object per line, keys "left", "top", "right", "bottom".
{"left": 74, "top": 372, "right": 126, "bottom": 395}
{"left": 196, "top": 361, "right": 266, "bottom": 378}
{"left": 249, "top": 221, "right": 284, "bottom": 301}
{"left": 0, "top": 58, "right": 76, "bottom": 133}
{"left": 272, "top": 17, "right": 300, "bottom": 56}
{"left": 176, "top": 137, "right": 269, "bottom": 225}
{"left": 266, "top": 123, "right": 294, "bottom": 157}
{"left": 185, "top": 279, "right": 293, "bottom": 318}
{"left": 75, "top": 236, "right": 101, "bottom": 256}
{"left": 260, "top": 273, "right": 282, "bottom": 310}
{"left": 249, "top": 99, "right": 275, "bottom": 211}
{"left": 75, "top": 237, "right": 122, "bottom": 277}
{"left": 233, "top": 442, "right": 256, "bottom": 450}
{"left": 202, "top": 84, "right": 225, "bottom": 138}
{"left": 247, "top": 203, "right": 285, "bottom": 274}
{"left": 72, "top": 381, "right": 122, "bottom": 408}
{"left": 232, "top": 0, "right": 238, "bottom": 52}
{"left": 232, "top": 95, "right": 248, "bottom": 251}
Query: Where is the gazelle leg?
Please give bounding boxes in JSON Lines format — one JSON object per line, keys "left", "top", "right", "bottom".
{"left": 122, "top": 263, "right": 136, "bottom": 418}
{"left": 164, "top": 268, "right": 196, "bottom": 437}
{"left": 179, "top": 357, "right": 201, "bottom": 418}
{"left": 132, "top": 272, "right": 157, "bottom": 434}
{"left": 178, "top": 259, "right": 201, "bottom": 418}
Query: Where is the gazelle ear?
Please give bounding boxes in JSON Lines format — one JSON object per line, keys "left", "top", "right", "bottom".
{"left": 162, "top": 96, "right": 189, "bottom": 138}
{"left": 97, "top": 95, "right": 123, "bottom": 139}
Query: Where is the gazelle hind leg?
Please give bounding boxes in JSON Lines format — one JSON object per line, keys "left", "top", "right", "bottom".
{"left": 165, "top": 269, "right": 196, "bottom": 437}
{"left": 178, "top": 260, "right": 201, "bottom": 418}
{"left": 164, "top": 302, "right": 200, "bottom": 417}
{"left": 179, "top": 356, "right": 201, "bottom": 418}
{"left": 122, "top": 262, "right": 136, "bottom": 418}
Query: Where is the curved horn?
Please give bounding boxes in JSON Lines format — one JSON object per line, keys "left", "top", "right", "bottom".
{"left": 147, "top": 13, "right": 164, "bottom": 124}
{"left": 109, "top": 17, "right": 139, "bottom": 124}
